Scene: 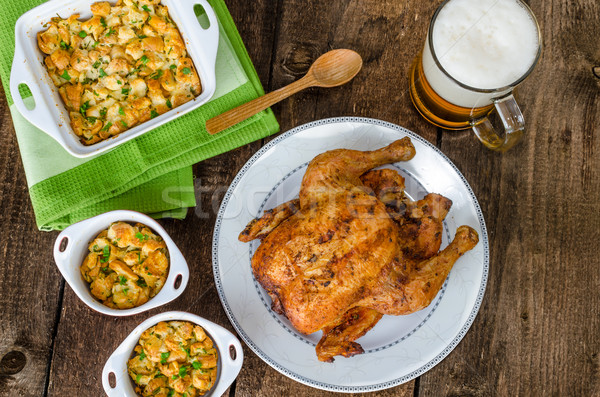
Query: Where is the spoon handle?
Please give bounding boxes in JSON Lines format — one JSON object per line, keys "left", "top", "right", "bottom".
{"left": 206, "top": 75, "right": 315, "bottom": 135}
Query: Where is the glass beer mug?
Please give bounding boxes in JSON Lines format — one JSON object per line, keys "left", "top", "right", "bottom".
{"left": 409, "top": 0, "right": 542, "bottom": 152}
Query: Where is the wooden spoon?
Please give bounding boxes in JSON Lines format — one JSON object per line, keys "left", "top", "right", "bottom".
{"left": 205, "top": 49, "right": 363, "bottom": 135}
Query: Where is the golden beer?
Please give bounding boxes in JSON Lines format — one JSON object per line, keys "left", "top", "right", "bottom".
{"left": 409, "top": 52, "right": 493, "bottom": 130}
{"left": 409, "top": 0, "right": 541, "bottom": 151}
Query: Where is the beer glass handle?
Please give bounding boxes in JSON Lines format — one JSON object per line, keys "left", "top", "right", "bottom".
{"left": 471, "top": 94, "right": 524, "bottom": 152}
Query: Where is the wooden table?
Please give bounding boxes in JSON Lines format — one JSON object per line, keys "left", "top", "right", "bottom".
{"left": 1, "top": 0, "right": 599, "bottom": 395}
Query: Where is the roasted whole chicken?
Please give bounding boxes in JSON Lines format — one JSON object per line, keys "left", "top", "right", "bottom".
{"left": 239, "top": 138, "right": 479, "bottom": 362}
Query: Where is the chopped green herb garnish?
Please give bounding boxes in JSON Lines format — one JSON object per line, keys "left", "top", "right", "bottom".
{"left": 100, "top": 17, "right": 107, "bottom": 27}
{"left": 117, "top": 80, "right": 122, "bottom": 85}
{"left": 59, "top": 40, "right": 69, "bottom": 50}
{"left": 136, "top": 374, "right": 141, "bottom": 383}
{"left": 93, "top": 244, "right": 99, "bottom": 252}
{"left": 92, "top": 60, "right": 101, "bottom": 68}
{"left": 119, "top": 276, "right": 127, "bottom": 285}
{"left": 105, "top": 27, "right": 114, "bottom": 37}
{"left": 166, "top": 99, "right": 172, "bottom": 109}
{"left": 140, "top": 55, "right": 149, "bottom": 65}
{"left": 123, "top": 287, "right": 129, "bottom": 294}
{"left": 121, "top": 88, "right": 130, "bottom": 95}
{"left": 192, "top": 361, "right": 202, "bottom": 370}
{"left": 100, "top": 245, "right": 110, "bottom": 263}
{"left": 169, "top": 64, "right": 176, "bottom": 70}
{"left": 142, "top": 5, "right": 151, "bottom": 12}
{"left": 136, "top": 278, "right": 147, "bottom": 287}
{"left": 167, "top": 390, "right": 174, "bottom": 397}
{"left": 101, "top": 266, "right": 109, "bottom": 272}
{"left": 120, "top": 120, "right": 128, "bottom": 128}
{"left": 150, "top": 110, "right": 159, "bottom": 118}
{"left": 118, "top": 107, "right": 125, "bottom": 116}
{"left": 99, "top": 68, "right": 107, "bottom": 77}
{"left": 171, "top": 375, "right": 178, "bottom": 380}
{"left": 137, "top": 34, "right": 147, "bottom": 39}
{"left": 100, "top": 107, "right": 108, "bottom": 117}
{"left": 139, "top": 350, "right": 146, "bottom": 360}
{"left": 160, "top": 352, "right": 170, "bottom": 364}
{"left": 101, "top": 121, "right": 112, "bottom": 132}
{"left": 151, "top": 69, "right": 163, "bottom": 80}
{"left": 178, "top": 366, "right": 188, "bottom": 378}
{"left": 60, "top": 70, "right": 71, "bottom": 81}
{"left": 182, "top": 67, "right": 191, "bottom": 75}
{"left": 79, "top": 101, "right": 90, "bottom": 116}
{"left": 78, "top": 30, "right": 87, "bottom": 38}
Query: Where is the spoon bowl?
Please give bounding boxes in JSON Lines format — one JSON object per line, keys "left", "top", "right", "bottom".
{"left": 309, "top": 49, "right": 363, "bottom": 87}
{"left": 206, "top": 49, "right": 363, "bottom": 135}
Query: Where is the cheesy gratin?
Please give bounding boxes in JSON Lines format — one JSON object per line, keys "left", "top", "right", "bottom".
{"left": 80, "top": 221, "right": 169, "bottom": 309}
{"left": 37, "top": 0, "right": 201, "bottom": 145}
{"left": 128, "top": 321, "right": 219, "bottom": 396}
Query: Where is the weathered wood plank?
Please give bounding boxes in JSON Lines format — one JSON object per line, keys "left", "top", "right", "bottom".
{"left": 418, "top": 0, "right": 600, "bottom": 396}
{"left": 0, "top": 86, "right": 63, "bottom": 396}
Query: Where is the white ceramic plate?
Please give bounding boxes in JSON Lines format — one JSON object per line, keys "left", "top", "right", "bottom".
{"left": 212, "top": 117, "right": 489, "bottom": 392}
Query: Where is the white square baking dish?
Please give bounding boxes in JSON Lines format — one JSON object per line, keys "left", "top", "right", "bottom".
{"left": 10, "top": 0, "right": 219, "bottom": 158}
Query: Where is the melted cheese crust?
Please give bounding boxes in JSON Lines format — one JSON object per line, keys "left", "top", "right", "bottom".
{"left": 38, "top": 0, "right": 202, "bottom": 145}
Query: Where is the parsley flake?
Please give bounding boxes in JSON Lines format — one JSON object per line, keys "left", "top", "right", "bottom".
{"left": 160, "top": 352, "right": 170, "bottom": 364}
{"left": 150, "top": 110, "right": 159, "bottom": 119}
{"left": 192, "top": 361, "right": 202, "bottom": 370}
{"left": 60, "top": 70, "right": 71, "bottom": 81}
{"left": 99, "top": 68, "right": 108, "bottom": 77}
{"left": 101, "top": 121, "right": 112, "bottom": 132}
{"left": 182, "top": 67, "right": 191, "bottom": 75}
{"left": 119, "top": 276, "right": 127, "bottom": 285}
{"left": 78, "top": 30, "right": 87, "bottom": 38}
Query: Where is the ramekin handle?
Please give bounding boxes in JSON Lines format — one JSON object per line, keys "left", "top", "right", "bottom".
{"left": 211, "top": 326, "right": 244, "bottom": 396}
{"left": 102, "top": 350, "right": 129, "bottom": 397}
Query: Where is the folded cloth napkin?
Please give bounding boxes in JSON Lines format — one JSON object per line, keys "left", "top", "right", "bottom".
{"left": 0, "top": 0, "right": 279, "bottom": 230}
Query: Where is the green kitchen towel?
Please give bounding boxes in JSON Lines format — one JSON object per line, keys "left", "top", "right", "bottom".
{"left": 0, "top": 0, "right": 279, "bottom": 230}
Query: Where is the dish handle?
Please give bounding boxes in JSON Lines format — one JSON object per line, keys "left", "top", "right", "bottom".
{"left": 210, "top": 324, "right": 244, "bottom": 396}
{"left": 10, "top": 35, "right": 63, "bottom": 144}
{"left": 152, "top": 246, "right": 190, "bottom": 305}
{"left": 102, "top": 344, "right": 132, "bottom": 397}
{"left": 172, "top": 0, "right": 219, "bottom": 67}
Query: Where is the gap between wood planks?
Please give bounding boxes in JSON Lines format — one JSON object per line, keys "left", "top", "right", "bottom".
{"left": 43, "top": 279, "right": 65, "bottom": 396}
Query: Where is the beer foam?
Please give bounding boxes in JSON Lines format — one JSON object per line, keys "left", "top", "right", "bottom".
{"left": 432, "top": 0, "right": 539, "bottom": 89}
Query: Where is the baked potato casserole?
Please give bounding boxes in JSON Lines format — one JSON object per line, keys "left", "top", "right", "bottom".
{"left": 37, "top": 0, "right": 201, "bottom": 145}
{"left": 80, "top": 221, "right": 169, "bottom": 309}
{"left": 128, "top": 321, "right": 219, "bottom": 396}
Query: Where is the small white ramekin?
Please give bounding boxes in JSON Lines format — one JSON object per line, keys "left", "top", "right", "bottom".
{"left": 102, "top": 311, "right": 244, "bottom": 396}
{"left": 53, "top": 210, "right": 189, "bottom": 316}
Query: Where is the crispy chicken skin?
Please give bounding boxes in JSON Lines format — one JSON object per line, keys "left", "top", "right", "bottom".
{"left": 239, "top": 138, "right": 479, "bottom": 362}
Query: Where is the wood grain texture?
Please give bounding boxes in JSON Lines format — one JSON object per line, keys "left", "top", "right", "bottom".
{"left": 0, "top": 85, "right": 63, "bottom": 396}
